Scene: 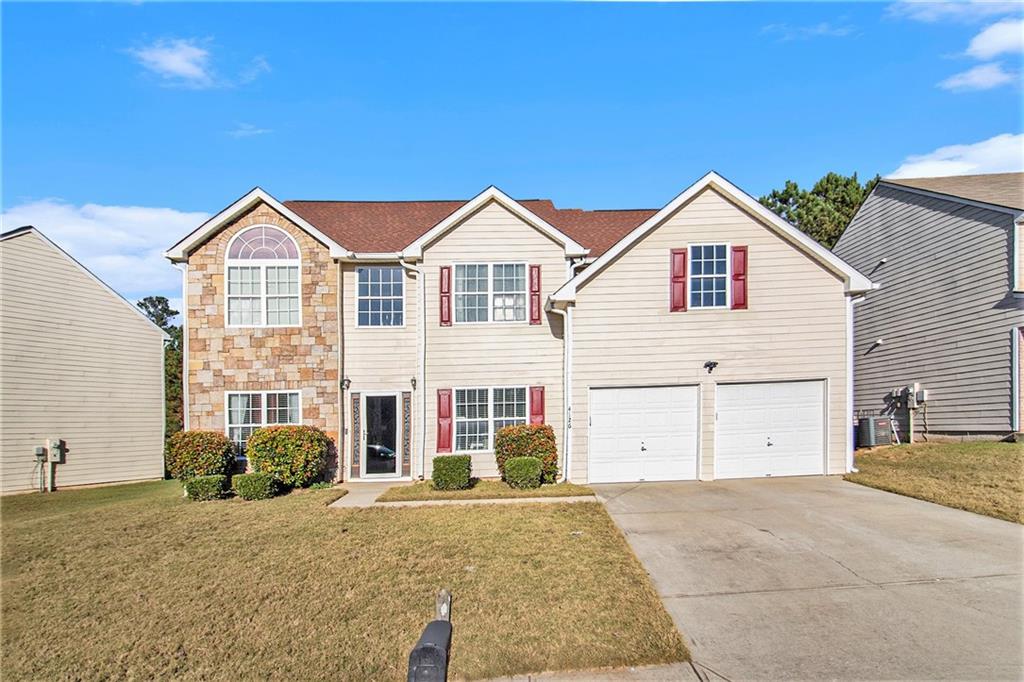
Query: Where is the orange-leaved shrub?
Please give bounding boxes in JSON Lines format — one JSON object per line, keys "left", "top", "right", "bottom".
{"left": 245, "top": 425, "right": 331, "bottom": 488}
{"left": 495, "top": 424, "right": 557, "bottom": 484}
{"left": 165, "top": 430, "right": 235, "bottom": 480}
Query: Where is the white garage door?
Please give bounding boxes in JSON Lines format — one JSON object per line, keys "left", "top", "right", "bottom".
{"left": 716, "top": 380, "right": 825, "bottom": 479}
{"left": 588, "top": 386, "right": 699, "bottom": 483}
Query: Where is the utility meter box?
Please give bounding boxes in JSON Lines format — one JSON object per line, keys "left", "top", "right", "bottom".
{"left": 47, "top": 439, "right": 64, "bottom": 463}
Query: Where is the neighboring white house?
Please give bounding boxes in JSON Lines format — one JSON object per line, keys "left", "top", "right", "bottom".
{"left": 166, "top": 171, "right": 874, "bottom": 484}
{"left": 0, "top": 226, "right": 168, "bottom": 494}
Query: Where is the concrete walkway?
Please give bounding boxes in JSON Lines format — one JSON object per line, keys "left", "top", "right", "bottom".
{"left": 329, "top": 481, "right": 598, "bottom": 509}
{"left": 594, "top": 476, "right": 1024, "bottom": 681}
{"left": 488, "top": 662, "right": 702, "bottom": 681}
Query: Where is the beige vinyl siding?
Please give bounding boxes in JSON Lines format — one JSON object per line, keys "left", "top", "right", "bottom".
{"left": 340, "top": 262, "right": 419, "bottom": 475}
{"left": 0, "top": 231, "right": 165, "bottom": 494}
{"left": 421, "top": 201, "right": 567, "bottom": 478}
{"left": 834, "top": 185, "right": 1024, "bottom": 435}
{"left": 572, "top": 188, "right": 849, "bottom": 481}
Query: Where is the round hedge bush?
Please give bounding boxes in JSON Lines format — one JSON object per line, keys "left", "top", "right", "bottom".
{"left": 245, "top": 425, "right": 331, "bottom": 488}
{"left": 165, "top": 430, "right": 236, "bottom": 480}
{"left": 495, "top": 424, "right": 558, "bottom": 484}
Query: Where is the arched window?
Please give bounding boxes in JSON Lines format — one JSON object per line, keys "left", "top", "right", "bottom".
{"left": 225, "top": 226, "right": 301, "bottom": 327}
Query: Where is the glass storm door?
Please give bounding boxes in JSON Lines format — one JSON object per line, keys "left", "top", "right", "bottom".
{"left": 363, "top": 394, "right": 399, "bottom": 476}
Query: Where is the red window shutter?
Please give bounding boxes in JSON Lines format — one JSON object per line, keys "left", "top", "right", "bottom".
{"left": 529, "top": 265, "right": 542, "bottom": 325}
{"left": 439, "top": 266, "right": 452, "bottom": 326}
{"left": 731, "top": 246, "right": 748, "bottom": 310}
{"left": 670, "top": 249, "right": 688, "bottom": 312}
{"left": 529, "top": 386, "right": 545, "bottom": 424}
{"left": 436, "top": 389, "right": 453, "bottom": 453}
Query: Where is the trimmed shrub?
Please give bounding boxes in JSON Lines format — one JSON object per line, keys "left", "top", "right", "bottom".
{"left": 431, "top": 455, "right": 472, "bottom": 490}
{"left": 184, "top": 474, "right": 227, "bottom": 501}
{"left": 165, "top": 430, "right": 235, "bottom": 480}
{"left": 231, "top": 472, "right": 276, "bottom": 501}
{"left": 307, "top": 481, "right": 334, "bottom": 490}
{"left": 495, "top": 424, "right": 558, "bottom": 483}
{"left": 504, "top": 456, "right": 542, "bottom": 490}
{"left": 246, "top": 425, "right": 331, "bottom": 488}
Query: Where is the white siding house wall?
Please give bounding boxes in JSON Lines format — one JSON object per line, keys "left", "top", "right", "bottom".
{"left": 570, "top": 188, "right": 849, "bottom": 482}
{"left": 420, "top": 201, "right": 567, "bottom": 478}
{"left": 0, "top": 230, "right": 166, "bottom": 494}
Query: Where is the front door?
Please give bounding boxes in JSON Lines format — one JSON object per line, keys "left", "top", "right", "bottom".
{"left": 363, "top": 394, "right": 399, "bottom": 477}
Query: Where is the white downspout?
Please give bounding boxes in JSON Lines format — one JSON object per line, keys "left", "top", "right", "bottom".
{"left": 400, "top": 257, "right": 427, "bottom": 479}
{"left": 847, "top": 294, "right": 866, "bottom": 473}
{"left": 174, "top": 262, "right": 190, "bottom": 431}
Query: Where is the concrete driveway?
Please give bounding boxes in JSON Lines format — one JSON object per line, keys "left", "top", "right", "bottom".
{"left": 594, "top": 477, "right": 1023, "bottom": 681}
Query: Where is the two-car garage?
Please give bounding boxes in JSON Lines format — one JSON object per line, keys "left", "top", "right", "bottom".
{"left": 587, "top": 380, "right": 826, "bottom": 483}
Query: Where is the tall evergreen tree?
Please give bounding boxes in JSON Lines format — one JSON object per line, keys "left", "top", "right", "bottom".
{"left": 759, "top": 172, "right": 879, "bottom": 249}
{"left": 138, "top": 296, "right": 183, "bottom": 438}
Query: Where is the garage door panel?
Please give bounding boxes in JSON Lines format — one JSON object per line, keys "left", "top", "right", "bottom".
{"left": 716, "top": 381, "right": 825, "bottom": 479}
{"left": 589, "top": 386, "right": 699, "bottom": 484}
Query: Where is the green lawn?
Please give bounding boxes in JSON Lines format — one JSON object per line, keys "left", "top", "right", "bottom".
{"left": 846, "top": 442, "right": 1023, "bottom": 523}
{"left": 378, "top": 479, "right": 594, "bottom": 502}
{"left": 1, "top": 480, "right": 686, "bottom": 680}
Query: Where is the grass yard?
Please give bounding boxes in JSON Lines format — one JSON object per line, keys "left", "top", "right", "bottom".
{"left": 378, "top": 479, "right": 594, "bottom": 502}
{"left": 846, "top": 442, "right": 1023, "bottom": 523}
{"left": 1, "top": 480, "right": 686, "bottom": 680}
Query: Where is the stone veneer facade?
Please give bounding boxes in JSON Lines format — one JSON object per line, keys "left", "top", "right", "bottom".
{"left": 185, "top": 202, "right": 342, "bottom": 476}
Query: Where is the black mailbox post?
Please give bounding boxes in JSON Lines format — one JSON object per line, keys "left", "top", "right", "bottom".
{"left": 407, "top": 619, "right": 452, "bottom": 682}
{"left": 408, "top": 589, "right": 453, "bottom": 682}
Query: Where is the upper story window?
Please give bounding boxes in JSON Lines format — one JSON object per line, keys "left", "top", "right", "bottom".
{"left": 454, "top": 263, "right": 526, "bottom": 323}
{"left": 225, "top": 226, "right": 301, "bottom": 327}
{"left": 689, "top": 244, "right": 729, "bottom": 309}
{"left": 357, "top": 266, "right": 404, "bottom": 327}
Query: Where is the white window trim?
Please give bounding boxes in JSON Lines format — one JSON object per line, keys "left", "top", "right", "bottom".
{"left": 224, "top": 226, "right": 303, "bottom": 329}
{"left": 224, "top": 390, "right": 303, "bottom": 457}
{"left": 452, "top": 261, "right": 529, "bottom": 326}
{"left": 452, "top": 385, "right": 530, "bottom": 453}
{"left": 355, "top": 265, "right": 407, "bottom": 329}
{"left": 687, "top": 242, "right": 731, "bottom": 311}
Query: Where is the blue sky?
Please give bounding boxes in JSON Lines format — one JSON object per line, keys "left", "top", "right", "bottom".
{"left": 2, "top": 1, "right": 1022, "bottom": 309}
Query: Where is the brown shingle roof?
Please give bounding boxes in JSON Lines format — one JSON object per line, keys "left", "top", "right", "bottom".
{"left": 884, "top": 172, "right": 1023, "bottom": 211}
{"left": 284, "top": 198, "right": 657, "bottom": 256}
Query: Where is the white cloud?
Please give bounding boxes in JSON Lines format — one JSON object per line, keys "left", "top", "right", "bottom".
{"left": 240, "top": 56, "right": 271, "bottom": 84}
{"left": 227, "top": 122, "right": 273, "bottom": 138}
{"left": 1, "top": 200, "right": 208, "bottom": 304}
{"left": 966, "top": 18, "right": 1024, "bottom": 59}
{"left": 128, "top": 39, "right": 214, "bottom": 88}
{"left": 938, "top": 62, "right": 1017, "bottom": 91}
{"left": 760, "top": 22, "right": 856, "bottom": 41}
{"left": 888, "top": 132, "right": 1024, "bottom": 178}
{"left": 887, "top": 1, "right": 1022, "bottom": 23}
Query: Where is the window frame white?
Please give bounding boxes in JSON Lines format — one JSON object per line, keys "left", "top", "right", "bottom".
{"left": 224, "top": 226, "right": 302, "bottom": 329}
{"left": 452, "top": 385, "right": 530, "bottom": 453}
{"left": 355, "top": 265, "right": 406, "bottom": 328}
{"left": 687, "top": 242, "right": 731, "bottom": 310}
{"left": 224, "top": 390, "right": 303, "bottom": 458}
{"left": 452, "top": 261, "right": 529, "bottom": 325}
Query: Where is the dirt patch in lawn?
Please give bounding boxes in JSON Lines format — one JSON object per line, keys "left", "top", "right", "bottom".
{"left": 1, "top": 480, "right": 686, "bottom": 680}
{"left": 377, "top": 479, "right": 594, "bottom": 502}
{"left": 846, "top": 442, "right": 1023, "bottom": 523}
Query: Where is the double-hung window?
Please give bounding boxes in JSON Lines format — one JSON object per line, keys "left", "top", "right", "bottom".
{"left": 454, "top": 263, "right": 526, "bottom": 323}
{"left": 226, "top": 226, "right": 301, "bottom": 327}
{"left": 226, "top": 391, "right": 301, "bottom": 456}
{"left": 357, "top": 266, "right": 404, "bottom": 326}
{"left": 689, "top": 244, "right": 729, "bottom": 309}
{"left": 454, "top": 386, "right": 527, "bottom": 451}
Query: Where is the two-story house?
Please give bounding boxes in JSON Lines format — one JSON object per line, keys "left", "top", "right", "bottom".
{"left": 165, "top": 172, "right": 873, "bottom": 483}
{"left": 834, "top": 172, "right": 1024, "bottom": 440}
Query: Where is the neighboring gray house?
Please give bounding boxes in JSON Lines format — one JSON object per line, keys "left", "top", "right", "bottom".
{"left": 834, "top": 172, "right": 1024, "bottom": 440}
